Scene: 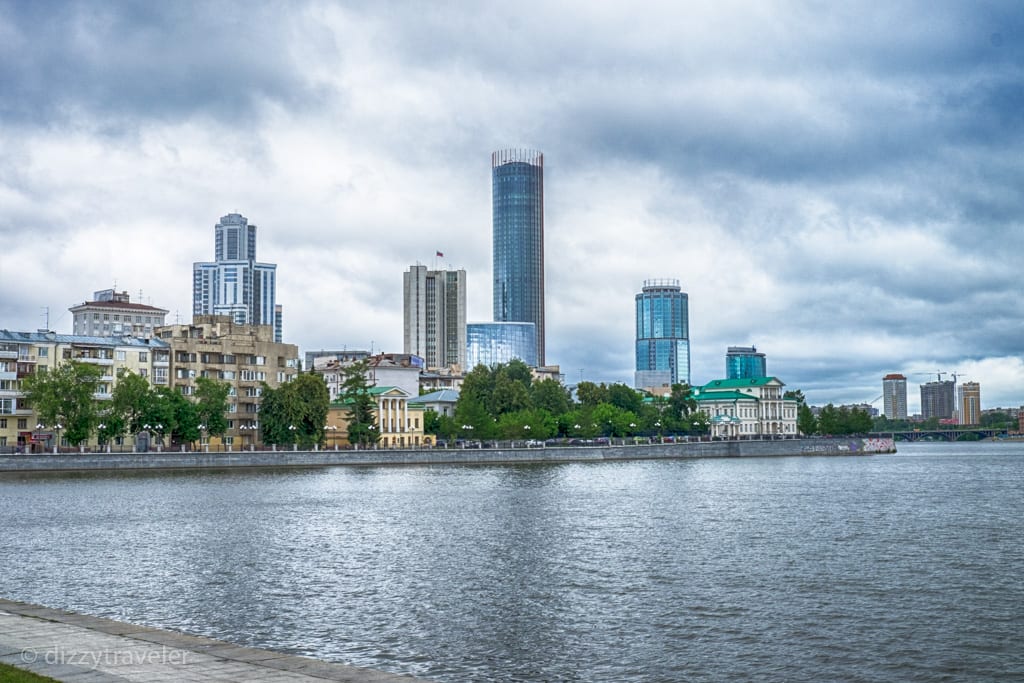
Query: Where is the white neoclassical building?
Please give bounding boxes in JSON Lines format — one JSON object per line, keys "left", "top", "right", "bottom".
{"left": 693, "top": 377, "right": 798, "bottom": 438}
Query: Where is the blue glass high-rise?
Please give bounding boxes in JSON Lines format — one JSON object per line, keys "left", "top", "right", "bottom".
{"left": 635, "top": 279, "right": 690, "bottom": 388}
{"left": 726, "top": 346, "right": 767, "bottom": 379}
{"left": 466, "top": 322, "right": 537, "bottom": 369}
{"left": 492, "top": 149, "right": 545, "bottom": 365}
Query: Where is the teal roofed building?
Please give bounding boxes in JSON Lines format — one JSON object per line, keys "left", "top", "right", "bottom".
{"left": 693, "top": 377, "right": 798, "bottom": 439}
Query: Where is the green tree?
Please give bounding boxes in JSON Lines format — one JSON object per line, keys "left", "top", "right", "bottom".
{"left": 337, "top": 362, "right": 377, "bottom": 448}
{"left": 259, "top": 373, "right": 331, "bottom": 448}
{"left": 665, "top": 383, "right": 697, "bottom": 431}
{"left": 531, "top": 378, "right": 572, "bottom": 416}
{"left": 497, "top": 408, "right": 556, "bottom": 440}
{"left": 194, "top": 377, "right": 230, "bottom": 438}
{"left": 491, "top": 372, "right": 532, "bottom": 415}
{"left": 291, "top": 373, "right": 330, "bottom": 448}
{"left": 21, "top": 361, "right": 104, "bottom": 446}
{"left": 797, "top": 403, "right": 817, "bottom": 435}
{"left": 110, "top": 369, "right": 152, "bottom": 436}
{"left": 576, "top": 381, "right": 610, "bottom": 407}
{"left": 817, "top": 404, "right": 840, "bottom": 435}
{"left": 163, "top": 387, "right": 200, "bottom": 445}
{"left": 783, "top": 389, "right": 806, "bottom": 405}
{"left": 608, "top": 383, "right": 643, "bottom": 414}
{"left": 453, "top": 397, "right": 496, "bottom": 439}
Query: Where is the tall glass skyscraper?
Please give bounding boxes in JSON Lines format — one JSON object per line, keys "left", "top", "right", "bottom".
{"left": 726, "top": 346, "right": 767, "bottom": 379}
{"left": 492, "top": 149, "right": 545, "bottom": 365}
{"left": 635, "top": 279, "right": 690, "bottom": 389}
{"left": 193, "top": 213, "right": 281, "bottom": 342}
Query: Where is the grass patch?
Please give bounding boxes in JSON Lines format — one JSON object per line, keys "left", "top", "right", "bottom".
{"left": 0, "top": 661, "right": 61, "bottom": 682}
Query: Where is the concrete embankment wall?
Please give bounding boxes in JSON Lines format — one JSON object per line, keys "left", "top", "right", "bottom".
{"left": 0, "top": 437, "right": 894, "bottom": 473}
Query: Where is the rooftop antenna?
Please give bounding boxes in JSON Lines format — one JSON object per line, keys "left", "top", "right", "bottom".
{"left": 42, "top": 306, "right": 49, "bottom": 331}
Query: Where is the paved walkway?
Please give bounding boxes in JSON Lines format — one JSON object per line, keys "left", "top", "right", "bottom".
{"left": 0, "top": 598, "right": 428, "bottom": 682}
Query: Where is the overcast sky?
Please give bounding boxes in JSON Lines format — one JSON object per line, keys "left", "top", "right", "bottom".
{"left": 1, "top": 1, "right": 1021, "bottom": 413}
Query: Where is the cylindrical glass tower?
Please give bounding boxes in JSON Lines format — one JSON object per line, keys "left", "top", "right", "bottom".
{"left": 635, "top": 279, "right": 690, "bottom": 388}
{"left": 492, "top": 149, "right": 545, "bottom": 366}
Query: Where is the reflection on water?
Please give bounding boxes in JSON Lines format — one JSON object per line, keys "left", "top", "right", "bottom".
{"left": 1, "top": 443, "right": 1022, "bottom": 681}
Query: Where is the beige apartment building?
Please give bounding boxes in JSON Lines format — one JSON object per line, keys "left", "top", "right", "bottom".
{"left": 0, "top": 329, "right": 168, "bottom": 451}
{"left": 155, "top": 315, "right": 300, "bottom": 449}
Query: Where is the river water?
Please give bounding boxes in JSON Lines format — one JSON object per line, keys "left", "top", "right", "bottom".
{"left": 1, "top": 442, "right": 1021, "bottom": 682}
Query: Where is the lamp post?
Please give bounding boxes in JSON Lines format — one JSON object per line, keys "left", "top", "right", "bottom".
{"left": 655, "top": 420, "right": 662, "bottom": 443}
{"left": 154, "top": 423, "right": 163, "bottom": 451}
{"left": 54, "top": 423, "right": 63, "bottom": 454}
{"left": 198, "top": 424, "right": 207, "bottom": 452}
{"left": 288, "top": 424, "right": 297, "bottom": 451}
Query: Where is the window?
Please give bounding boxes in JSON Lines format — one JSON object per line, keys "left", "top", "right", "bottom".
{"left": 37, "top": 347, "right": 48, "bottom": 357}
{"left": 17, "top": 418, "right": 27, "bottom": 429}
{"left": 139, "top": 369, "right": 148, "bottom": 378}
{"left": 223, "top": 436, "right": 234, "bottom": 445}
{"left": 0, "top": 399, "right": 12, "bottom": 415}
{"left": 0, "top": 419, "right": 6, "bottom": 429}
{"left": 115, "top": 350, "right": 126, "bottom": 361}
{"left": 139, "top": 351, "right": 148, "bottom": 362}
{"left": 228, "top": 403, "right": 237, "bottom": 413}
{"left": 222, "top": 370, "right": 235, "bottom": 380}
{"left": 113, "top": 315, "right": 120, "bottom": 321}
{"left": 223, "top": 355, "right": 236, "bottom": 364}
{"left": 153, "top": 367, "right": 168, "bottom": 384}
{"left": 254, "top": 356, "right": 266, "bottom": 366}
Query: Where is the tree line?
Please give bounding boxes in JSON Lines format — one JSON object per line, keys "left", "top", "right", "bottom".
{"left": 427, "top": 359, "right": 709, "bottom": 441}
{"left": 23, "top": 362, "right": 229, "bottom": 447}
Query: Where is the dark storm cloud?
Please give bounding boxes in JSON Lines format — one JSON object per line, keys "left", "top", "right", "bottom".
{"left": 0, "top": 0, "right": 328, "bottom": 127}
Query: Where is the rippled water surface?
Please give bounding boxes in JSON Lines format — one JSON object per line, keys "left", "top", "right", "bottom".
{"left": 2, "top": 442, "right": 1022, "bottom": 681}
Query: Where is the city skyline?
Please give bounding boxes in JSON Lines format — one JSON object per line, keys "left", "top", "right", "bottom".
{"left": 2, "top": 2, "right": 1022, "bottom": 413}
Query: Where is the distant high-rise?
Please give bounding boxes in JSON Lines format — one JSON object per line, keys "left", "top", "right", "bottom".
{"left": 492, "top": 149, "right": 545, "bottom": 365}
{"left": 726, "top": 346, "right": 767, "bottom": 380}
{"left": 404, "top": 265, "right": 467, "bottom": 370}
{"left": 193, "top": 213, "right": 281, "bottom": 342}
{"left": 920, "top": 380, "right": 955, "bottom": 420}
{"left": 882, "top": 373, "right": 908, "bottom": 420}
{"left": 634, "top": 279, "right": 690, "bottom": 389}
{"left": 958, "top": 381, "right": 981, "bottom": 425}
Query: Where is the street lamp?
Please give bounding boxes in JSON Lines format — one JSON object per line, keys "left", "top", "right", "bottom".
{"left": 288, "top": 424, "right": 297, "bottom": 450}
{"left": 198, "top": 424, "right": 207, "bottom": 452}
{"left": 54, "top": 423, "right": 63, "bottom": 454}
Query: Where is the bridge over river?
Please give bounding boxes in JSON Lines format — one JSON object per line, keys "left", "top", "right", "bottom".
{"left": 885, "top": 428, "right": 1011, "bottom": 442}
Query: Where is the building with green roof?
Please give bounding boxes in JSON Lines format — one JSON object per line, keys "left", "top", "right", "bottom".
{"left": 693, "top": 376, "right": 798, "bottom": 438}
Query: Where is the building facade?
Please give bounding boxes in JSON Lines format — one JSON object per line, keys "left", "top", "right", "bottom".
{"left": 920, "top": 380, "right": 956, "bottom": 420}
{"left": 635, "top": 279, "right": 690, "bottom": 389}
{"left": 882, "top": 373, "right": 908, "bottom": 420}
{"left": 467, "top": 322, "right": 537, "bottom": 369}
{"left": 70, "top": 289, "right": 168, "bottom": 339}
{"left": 492, "top": 149, "right": 545, "bottom": 365}
{"left": 193, "top": 213, "right": 282, "bottom": 343}
{"left": 326, "top": 386, "right": 426, "bottom": 448}
{"left": 156, "top": 316, "right": 299, "bottom": 449}
{"left": 958, "top": 381, "right": 981, "bottom": 425}
{"left": 403, "top": 265, "right": 467, "bottom": 370}
{"left": 693, "top": 377, "right": 798, "bottom": 438}
{"left": 726, "top": 346, "right": 766, "bottom": 380}
{"left": 0, "top": 329, "right": 168, "bottom": 451}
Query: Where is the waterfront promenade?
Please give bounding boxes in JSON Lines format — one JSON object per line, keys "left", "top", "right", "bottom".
{"left": 0, "top": 437, "right": 894, "bottom": 473}
{"left": 0, "top": 598, "right": 426, "bottom": 682}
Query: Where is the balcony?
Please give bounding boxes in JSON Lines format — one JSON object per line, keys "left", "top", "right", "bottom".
{"left": 72, "top": 355, "right": 114, "bottom": 365}
{"left": 0, "top": 349, "right": 18, "bottom": 360}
